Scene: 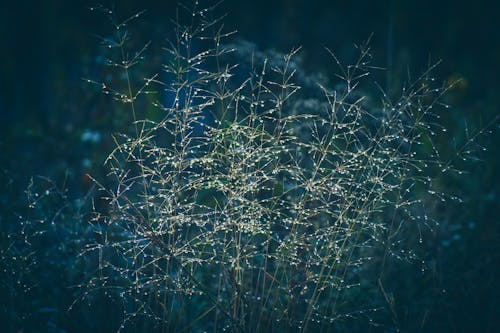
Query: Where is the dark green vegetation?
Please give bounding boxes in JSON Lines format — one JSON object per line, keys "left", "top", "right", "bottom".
{"left": 1, "top": 1, "right": 498, "bottom": 332}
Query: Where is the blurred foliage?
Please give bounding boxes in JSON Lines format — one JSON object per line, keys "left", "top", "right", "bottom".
{"left": 0, "top": 0, "right": 498, "bottom": 332}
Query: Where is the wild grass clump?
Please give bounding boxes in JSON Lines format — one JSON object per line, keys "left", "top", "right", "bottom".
{"left": 83, "top": 2, "right": 464, "bottom": 331}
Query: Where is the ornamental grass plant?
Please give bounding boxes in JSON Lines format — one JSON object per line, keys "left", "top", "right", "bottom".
{"left": 30, "top": 1, "right": 480, "bottom": 332}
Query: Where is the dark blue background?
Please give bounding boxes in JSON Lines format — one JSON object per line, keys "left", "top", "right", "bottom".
{"left": 0, "top": 1, "right": 498, "bottom": 332}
